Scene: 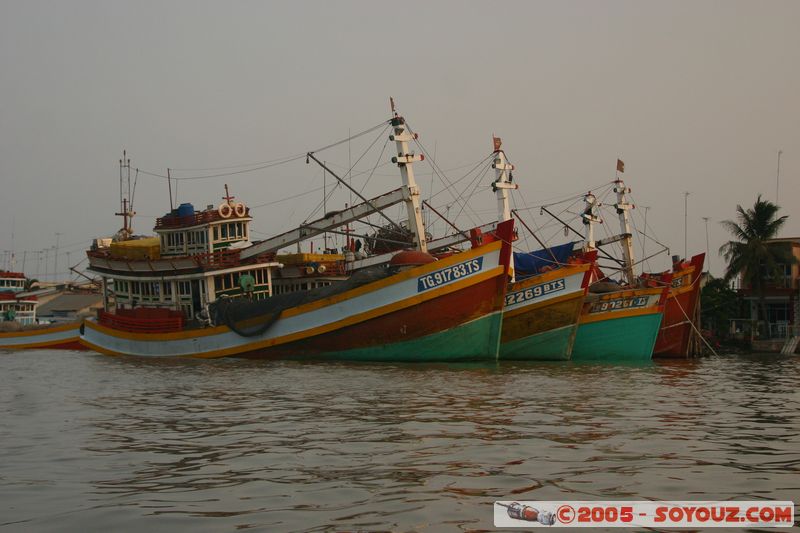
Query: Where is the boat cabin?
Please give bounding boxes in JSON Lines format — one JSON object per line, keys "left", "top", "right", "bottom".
{"left": 87, "top": 197, "right": 281, "bottom": 324}
{"left": 0, "top": 271, "right": 26, "bottom": 293}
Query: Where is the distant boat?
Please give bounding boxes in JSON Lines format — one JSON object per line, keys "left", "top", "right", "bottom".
{"left": 0, "top": 270, "right": 85, "bottom": 351}
{"left": 80, "top": 108, "right": 515, "bottom": 360}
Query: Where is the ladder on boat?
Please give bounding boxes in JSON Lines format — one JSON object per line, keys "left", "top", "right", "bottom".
{"left": 780, "top": 335, "right": 799, "bottom": 355}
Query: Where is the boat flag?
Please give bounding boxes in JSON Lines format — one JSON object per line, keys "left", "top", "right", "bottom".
{"left": 493, "top": 136, "right": 502, "bottom": 152}
{"left": 616, "top": 158, "right": 625, "bottom": 173}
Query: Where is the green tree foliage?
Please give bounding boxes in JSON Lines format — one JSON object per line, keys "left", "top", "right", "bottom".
{"left": 719, "top": 195, "right": 795, "bottom": 324}
{"left": 700, "top": 277, "right": 739, "bottom": 338}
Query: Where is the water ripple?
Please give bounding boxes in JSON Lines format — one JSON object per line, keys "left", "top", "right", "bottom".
{"left": 0, "top": 351, "right": 798, "bottom": 531}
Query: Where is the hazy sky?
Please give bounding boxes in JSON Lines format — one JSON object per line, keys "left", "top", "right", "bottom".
{"left": 1, "top": 0, "right": 798, "bottom": 280}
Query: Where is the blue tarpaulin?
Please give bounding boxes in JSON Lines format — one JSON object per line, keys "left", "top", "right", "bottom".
{"left": 513, "top": 241, "right": 577, "bottom": 277}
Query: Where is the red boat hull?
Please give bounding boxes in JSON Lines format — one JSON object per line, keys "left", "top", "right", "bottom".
{"left": 652, "top": 253, "right": 705, "bottom": 358}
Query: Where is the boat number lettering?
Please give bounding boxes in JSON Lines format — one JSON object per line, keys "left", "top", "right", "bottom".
{"left": 417, "top": 258, "right": 483, "bottom": 292}
{"left": 671, "top": 276, "right": 685, "bottom": 288}
{"left": 590, "top": 296, "right": 648, "bottom": 313}
{"left": 504, "top": 278, "right": 566, "bottom": 307}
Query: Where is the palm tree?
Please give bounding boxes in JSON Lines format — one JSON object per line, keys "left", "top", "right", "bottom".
{"left": 23, "top": 278, "right": 39, "bottom": 292}
{"left": 720, "top": 195, "right": 794, "bottom": 335}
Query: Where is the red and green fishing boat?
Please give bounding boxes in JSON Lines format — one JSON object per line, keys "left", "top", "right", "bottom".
{"left": 485, "top": 138, "right": 594, "bottom": 360}
{"left": 644, "top": 253, "right": 705, "bottom": 357}
{"left": 500, "top": 261, "right": 592, "bottom": 360}
{"left": 569, "top": 177, "right": 668, "bottom": 362}
{"left": 572, "top": 285, "right": 668, "bottom": 361}
{"left": 80, "top": 109, "right": 515, "bottom": 361}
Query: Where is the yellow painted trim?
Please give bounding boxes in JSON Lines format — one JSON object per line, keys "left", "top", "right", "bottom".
{"left": 0, "top": 336, "right": 80, "bottom": 350}
{"left": 511, "top": 263, "right": 590, "bottom": 289}
{"left": 589, "top": 286, "right": 664, "bottom": 300}
{"left": 669, "top": 285, "right": 694, "bottom": 298}
{"left": 85, "top": 266, "right": 505, "bottom": 356}
{"left": 0, "top": 321, "right": 81, "bottom": 339}
{"left": 504, "top": 290, "right": 585, "bottom": 319}
{"left": 85, "top": 243, "right": 503, "bottom": 343}
{"left": 281, "top": 241, "right": 502, "bottom": 318}
{"left": 84, "top": 317, "right": 226, "bottom": 340}
{"left": 579, "top": 305, "right": 663, "bottom": 325}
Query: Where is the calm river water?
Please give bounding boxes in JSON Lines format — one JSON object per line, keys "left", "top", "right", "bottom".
{"left": 0, "top": 350, "right": 798, "bottom": 532}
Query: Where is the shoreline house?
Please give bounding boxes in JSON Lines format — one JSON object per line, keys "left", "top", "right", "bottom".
{"left": 0, "top": 270, "right": 37, "bottom": 326}
{"left": 736, "top": 237, "right": 800, "bottom": 350}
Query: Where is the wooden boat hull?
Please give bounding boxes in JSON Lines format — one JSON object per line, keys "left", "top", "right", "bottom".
{"left": 571, "top": 287, "right": 666, "bottom": 362}
{"left": 80, "top": 224, "right": 513, "bottom": 361}
{"left": 653, "top": 253, "right": 705, "bottom": 358}
{"left": 0, "top": 322, "right": 85, "bottom": 351}
{"left": 499, "top": 264, "right": 590, "bottom": 361}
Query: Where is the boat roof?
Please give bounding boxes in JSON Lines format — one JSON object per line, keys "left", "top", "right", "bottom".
{"left": 37, "top": 294, "right": 103, "bottom": 315}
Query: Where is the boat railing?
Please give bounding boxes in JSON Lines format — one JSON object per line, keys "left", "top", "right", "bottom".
{"left": 88, "top": 247, "right": 276, "bottom": 271}
{"left": 155, "top": 208, "right": 249, "bottom": 229}
{"left": 193, "top": 249, "right": 243, "bottom": 269}
{"left": 98, "top": 309, "right": 185, "bottom": 333}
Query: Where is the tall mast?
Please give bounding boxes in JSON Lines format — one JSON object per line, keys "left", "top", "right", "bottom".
{"left": 613, "top": 178, "right": 636, "bottom": 285}
{"left": 581, "top": 192, "right": 601, "bottom": 251}
{"left": 115, "top": 150, "right": 135, "bottom": 240}
{"left": 389, "top": 98, "right": 427, "bottom": 252}
{"left": 491, "top": 136, "right": 517, "bottom": 223}
{"left": 490, "top": 136, "right": 519, "bottom": 282}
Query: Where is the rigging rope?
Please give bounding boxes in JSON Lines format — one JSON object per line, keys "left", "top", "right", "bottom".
{"left": 133, "top": 120, "right": 391, "bottom": 181}
{"left": 404, "top": 120, "right": 482, "bottom": 227}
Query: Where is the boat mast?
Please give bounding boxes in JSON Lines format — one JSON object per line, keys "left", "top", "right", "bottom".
{"left": 115, "top": 150, "right": 135, "bottom": 240}
{"left": 613, "top": 178, "right": 636, "bottom": 285}
{"left": 491, "top": 136, "right": 517, "bottom": 223}
{"left": 389, "top": 98, "right": 427, "bottom": 253}
{"left": 581, "top": 192, "right": 601, "bottom": 251}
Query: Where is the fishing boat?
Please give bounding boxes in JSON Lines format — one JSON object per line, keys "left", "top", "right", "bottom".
{"left": 0, "top": 270, "right": 85, "bottom": 350}
{"left": 80, "top": 109, "right": 515, "bottom": 360}
{"left": 644, "top": 253, "right": 705, "bottom": 357}
{"left": 488, "top": 138, "right": 593, "bottom": 360}
{"left": 570, "top": 178, "right": 669, "bottom": 362}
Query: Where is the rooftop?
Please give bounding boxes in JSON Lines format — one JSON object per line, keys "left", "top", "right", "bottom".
{"left": 37, "top": 294, "right": 103, "bottom": 316}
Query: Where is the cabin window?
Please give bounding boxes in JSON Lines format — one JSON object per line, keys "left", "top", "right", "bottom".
{"left": 178, "top": 281, "right": 192, "bottom": 298}
{"left": 213, "top": 226, "right": 219, "bottom": 241}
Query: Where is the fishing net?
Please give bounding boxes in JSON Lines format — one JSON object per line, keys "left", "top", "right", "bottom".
{"left": 212, "top": 266, "right": 392, "bottom": 337}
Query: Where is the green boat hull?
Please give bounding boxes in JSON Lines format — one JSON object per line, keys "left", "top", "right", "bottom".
{"left": 499, "top": 323, "right": 576, "bottom": 361}
{"left": 571, "top": 312, "right": 663, "bottom": 362}
{"left": 299, "top": 311, "right": 503, "bottom": 362}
